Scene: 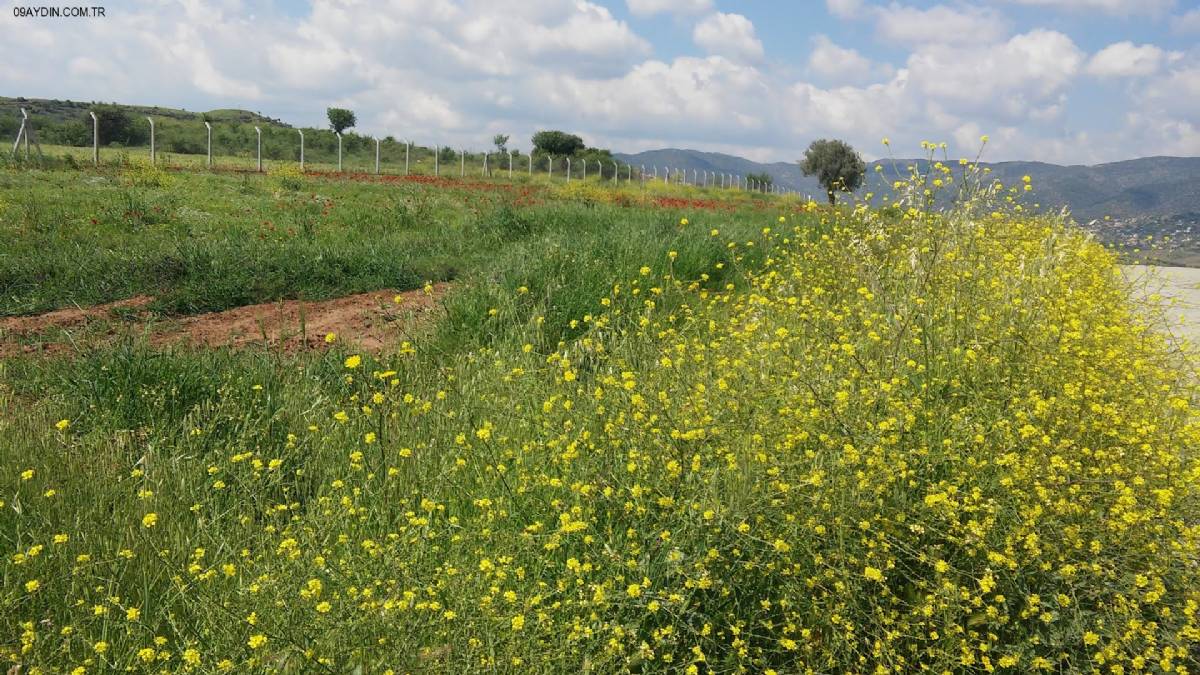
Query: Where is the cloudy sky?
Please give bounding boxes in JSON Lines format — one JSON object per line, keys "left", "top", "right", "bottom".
{"left": 2, "top": 0, "right": 1199, "bottom": 163}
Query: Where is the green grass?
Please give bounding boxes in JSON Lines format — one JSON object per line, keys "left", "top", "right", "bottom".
{"left": 0, "top": 159, "right": 769, "bottom": 318}
{"left": 3, "top": 159, "right": 1198, "bottom": 673}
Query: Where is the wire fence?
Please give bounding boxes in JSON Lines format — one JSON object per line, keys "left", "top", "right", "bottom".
{"left": 8, "top": 107, "right": 796, "bottom": 194}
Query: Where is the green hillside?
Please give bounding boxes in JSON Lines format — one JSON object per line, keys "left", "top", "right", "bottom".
{"left": 0, "top": 96, "right": 287, "bottom": 128}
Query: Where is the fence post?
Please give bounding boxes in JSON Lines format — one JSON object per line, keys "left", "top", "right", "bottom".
{"left": 581, "top": 158, "right": 586, "bottom": 180}
{"left": 483, "top": 152, "right": 488, "bottom": 177}
{"left": 89, "top": 111, "right": 98, "bottom": 166}
{"left": 205, "top": 121, "right": 212, "bottom": 169}
{"left": 336, "top": 132, "right": 343, "bottom": 172}
{"left": 255, "top": 126, "right": 262, "bottom": 172}
{"left": 405, "top": 142, "right": 410, "bottom": 175}
{"left": 434, "top": 145, "right": 439, "bottom": 176}
{"left": 508, "top": 151, "right": 513, "bottom": 178}
{"left": 375, "top": 137, "right": 380, "bottom": 174}
{"left": 528, "top": 153, "right": 533, "bottom": 175}
{"left": 548, "top": 155, "right": 553, "bottom": 178}
{"left": 460, "top": 148, "right": 465, "bottom": 177}
{"left": 10, "top": 117, "right": 25, "bottom": 157}
{"left": 146, "top": 117, "right": 155, "bottom": 165}
{"left": 297, "top": 129, "right": 305, "bottom": 171}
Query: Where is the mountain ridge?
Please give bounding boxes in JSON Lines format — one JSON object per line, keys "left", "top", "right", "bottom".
{"left": 615, "top": 148, "right": 1200, "bottom": 223}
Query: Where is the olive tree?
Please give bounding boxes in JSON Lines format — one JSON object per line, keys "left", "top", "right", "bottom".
{"left": 800, "top": 139, "right": 865, "bottom": 205}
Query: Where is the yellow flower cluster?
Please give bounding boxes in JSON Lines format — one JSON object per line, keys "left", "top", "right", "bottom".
{"left": 3, "top": 161, "right": 1199, "bottom": 673}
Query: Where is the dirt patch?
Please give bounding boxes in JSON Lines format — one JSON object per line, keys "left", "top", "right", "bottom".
{"left": 0, "top": 296, "right": 155, "bottom": 335}
{"left": 0, "top": 285, "right": 447, "bottom": 357}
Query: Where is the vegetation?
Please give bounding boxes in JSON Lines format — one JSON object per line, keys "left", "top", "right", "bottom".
{"left": 2, "top": 145, "right": 1200, "bottom": 674}
{"left": 326, "top": 108, "right": 356, "bottom": 135}
{"left": 532, "top": 130, "right": 586, "bottom": 156}
{"left": 801, "top": 138, "right": 866, "bottom": 204}
{"left": 746, "top": 171, "right": 773, "bottom": 189}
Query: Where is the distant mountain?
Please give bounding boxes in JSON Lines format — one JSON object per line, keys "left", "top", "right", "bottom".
{"left": 615, "top": 148, "right": 1200, "bottom": 224}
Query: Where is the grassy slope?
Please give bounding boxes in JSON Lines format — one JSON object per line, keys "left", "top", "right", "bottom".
{"left": 0, "top": 158, "right": 763, "bottom": 318}
{"left": 1, "top": 163, "right": 1199, "bottom": 672}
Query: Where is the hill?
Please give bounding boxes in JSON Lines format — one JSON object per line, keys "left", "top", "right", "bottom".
{"left": 615, "top": 148, "right": 1200, "bottom": 229}
{"left": 0, "top": 96, "right": 288, "bottom": 128}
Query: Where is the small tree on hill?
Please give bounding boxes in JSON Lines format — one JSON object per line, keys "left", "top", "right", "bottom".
{"left": 800, "top": 139, "right": 865, "bottom": 205}
{"left": 327, "top": 107, "right": 356, "bottom": 134}
{"left": 532, "top": 130, "right": 585, "bottom": 156}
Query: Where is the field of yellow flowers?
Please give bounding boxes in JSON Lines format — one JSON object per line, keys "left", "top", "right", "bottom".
{"left": 2, "top": 157, "right": 1200, "bottom": 673}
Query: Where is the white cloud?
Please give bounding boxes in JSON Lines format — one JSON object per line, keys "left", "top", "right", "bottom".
{"left": 0, "top": 0, "right": 1191, "bottom": 166}
{"left": 1004, "top": 0, "right": 1176, "bottom": 16}
{"left": 692, "top": 13, "right": 764, "bottom": 62}
{"left": 808, "top": 35, "right": 889, "bottom": 83}
{"left": 1141, "top": 61, "right": 1200, "bottom": 119}
{"left": 825, "top": 0, "right": 865, "bottom": 19}
{"left": 626, "top": 0, "right": 712, "bottom": 17}
{"left": 906, "top": 30, "right": 1084, "bottom": 122}
{"left": 1173, "top": 8, "right": 1200, "bottom": 33}
{"left": 873, "top": 4, "right": 1009, "bottom": 46}
{"left": 1086, "top": 42, "right": 1175, "bottom": 78}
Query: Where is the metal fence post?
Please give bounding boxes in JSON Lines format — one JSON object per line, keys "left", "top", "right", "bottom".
{"left": 482, "top": 152, "right": 488, "bottom": 177}
{"left": 254, "top": 126, "right": 262, "bottom": 172}
{"left": 336, "top": 132, "right": 343, "bottom": 172}
{"left": 566, "top": 157, "right": 571, "bottom": 183}
{"left": 460, "top": 148, "right": 465, "bottom": 177}
{"left": 205, "top": 121, "right": 212, "bottom": 169}
{"left": 581, "top": 158, "right": 586, "bottom": 180}
{"left": 508, "top": 151, "right": 513, "bottom": 178}
{"left": 375, "top": 137, "right": 380, "bottom": 174}
{"left": 404, "top": 141, "right": 410, "bottom": 175}
{"left": 435, "top": 145, "right": 439, "bottom": 176}
{"left": 548, "top": 155, "right": 553, "bottom": 178}
{"left": 89, "top": 111, "right": 98, "bottom": 166}
{"left": 297, "top": 129, "right": 305, "bottom": 171}
{"left": 146, "top": 117, "right": 155, "bottom": 165}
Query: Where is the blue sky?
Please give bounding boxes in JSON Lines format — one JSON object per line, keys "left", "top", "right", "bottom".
{"left": 2, "top": 0, "right": 1199, "bottom": 163}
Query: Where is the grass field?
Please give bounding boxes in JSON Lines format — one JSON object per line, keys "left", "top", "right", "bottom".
{"left": 2, "top": 155, "right": 1200, "bottom": 673}
{"left": 19, "top": 142, "right": 635, "bottom": 181}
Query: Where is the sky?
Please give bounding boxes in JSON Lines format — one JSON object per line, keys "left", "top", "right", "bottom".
{"left": 2, "top": 0, "right": 1199, "bottom": 164}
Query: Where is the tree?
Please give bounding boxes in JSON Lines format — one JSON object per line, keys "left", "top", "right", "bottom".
{"left": 532, "top": 130, "right": 585, "bottom": 156}
{"left": 327, "top": 107, "right": 356, "bottom": 134}
{"left": 493, "top": 134, "right": 510, "bottom": 154}
{"left": 92, "top": 105, "right": 147, "bottom": 146}
{"left": 747, "top": 171, "right": 774, "bottom": 190}
{"left": 800, "top": 139, "right": 865, "bottom": 205}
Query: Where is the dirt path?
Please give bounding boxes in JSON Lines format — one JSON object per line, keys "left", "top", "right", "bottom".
{"left": 1123, "top": 265, "right": 1200, "bottom": 347}
{"left": 0, "top": 284, "right": 447, "bottom": 357}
